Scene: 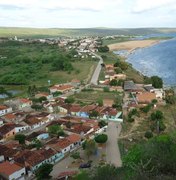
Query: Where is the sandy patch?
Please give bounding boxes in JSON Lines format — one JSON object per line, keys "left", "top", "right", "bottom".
{"left": 108, "top": 40, "right": 160, "bottom": 51}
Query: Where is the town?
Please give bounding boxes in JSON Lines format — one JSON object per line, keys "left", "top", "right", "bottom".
{"left": 0, "top": 34, "right": 170, "bottom": 180}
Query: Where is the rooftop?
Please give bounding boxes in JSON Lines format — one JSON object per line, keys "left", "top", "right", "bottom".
{"left": 0, "top": 161, "right": 24, "bottom": 176}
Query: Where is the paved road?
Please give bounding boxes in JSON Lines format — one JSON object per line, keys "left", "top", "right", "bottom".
{"left": 106, "top": 122, "right": 122, "bottom": 167}
{"left": 90, "top": 53, "right": 103, "bottom": 85}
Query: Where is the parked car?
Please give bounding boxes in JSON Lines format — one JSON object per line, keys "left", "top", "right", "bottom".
{"left": 79, "top": 162, "right": 91, "bottom": 169}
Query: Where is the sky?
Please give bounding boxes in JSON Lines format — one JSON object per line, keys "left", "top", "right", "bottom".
{"left": 0, "top": 0, "right": 176, "bottom": 28}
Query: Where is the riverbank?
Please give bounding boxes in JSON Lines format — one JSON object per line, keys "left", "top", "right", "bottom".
{"left": 108, "top": 39, "right": 160, "bottom": 51}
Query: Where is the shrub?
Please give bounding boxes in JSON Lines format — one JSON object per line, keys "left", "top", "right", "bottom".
{"left": 145, "top": 131, "right": 153, "bottom": 139}
{"left": 94, "top": 134, "right": 108, "bottom": 144}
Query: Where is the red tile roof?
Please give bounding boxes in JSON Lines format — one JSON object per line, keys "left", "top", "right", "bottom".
{"left": 80, "top": 105, "right": 97, "bottom": 113}
{"left": 0, "top": 161, "right": 24, "bottom": 176}
{"left": 67, "top": 134, "right": 81, "bottom": 143}
{"left": 70, "top": 104, "right": 82, "bottom": 113}
{"left": 4, "top": 113, "right": 16, "bottom": 120}
{"left": 19, "top": 98, "right": 31, "bottom": 103}
{"left": 0, "top": 105, "right": 9, "bottom": 110}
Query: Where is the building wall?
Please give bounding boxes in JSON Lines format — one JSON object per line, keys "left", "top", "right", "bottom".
{"left": 9, "top": 167, "right": 25, "bottom": 180}
{"left": 0, "top": 107, "right": 13, "bottom": 116}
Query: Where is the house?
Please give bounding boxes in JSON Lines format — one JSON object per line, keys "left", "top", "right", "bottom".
{"left": 103, "top": 99, "right": 114, "bottom": 107}
{"left": 136, "top": 92, "right": 156, "bottom": 104}
{"left": 100, "top": 107, "right": 123, "bottom": 122}
{"left": 25, "top": 131, "right": 49, "bottom": 144}
{"left": 67, "top": 134, "right": 82, "bottom": 149}
{"left": 0, "top": 105, "right": 12, "bottom": 117}
{"left": 70, "top": 104, "right": 82, "bottom": 116}
{"left": 2, "top": 113, "right": 17, "bottom": 123}
{"left": 68, "top": 124, "right": 94, "bottom": 137}
{"left": 124, "top": 81, "right": 138, "bottom": 92}
{"left": 14, "top": 148, "right": 64, "bottom": 172}
{"left": 0, "top": 144, "right": 18, "bottom": 161}
{"left": 77, "top": 105, "right": 97, "bottom": 118}
{"left": 0, "top": 123, "right": 28, "bottom": 142}
{"left": 50, "top": 84, "right": 74, "bottom": 94}
{"left": 0, "top": 161, "right": 25, "bottom": 180}
{"left": 153, "top": 89, "right": 165, "bottom": 99}
{"left": 5, "top": 99, "right": 32, "bottom": 110}
{"left": 47, "top": 134, "right": 81, "bottom": 154}
{"left": 144, "top": 84, "right": 155, "bottom": 92}
{"left": 23, "top": 112, "right": 53, "bottom": 130}
{"left": 47, "top": 138, "right": 73, "bottom": 154}
{"left": 71, "top": 79, "right": 81, "bottom": 87}
{"left": 35, "top": 93, "right": 53, "bottom": 101}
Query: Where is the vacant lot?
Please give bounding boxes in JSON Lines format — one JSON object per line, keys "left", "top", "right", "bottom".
{"left": 71, "top": 90, "right": 123, "bottom": 104}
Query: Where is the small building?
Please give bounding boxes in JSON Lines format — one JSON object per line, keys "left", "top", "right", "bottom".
{"left": 0, "top": 161, "right": 25, "bottom": 180}
{"left": 50, "top": 84, "right": 74, "bottom": 94}
{"left": 5, "top": 99, "right": 32, "bottom": 111}
{"left": 71, "top": 79, "right": 81, "bottom": 87}
{"left": 0, "top": 123, "right": 28, "bottom": 142}
{"left": 35, "top": 93, "right": 53, "bottom": 101}
{"left": 0, "top": 105, "right": 13, "bottom": 117}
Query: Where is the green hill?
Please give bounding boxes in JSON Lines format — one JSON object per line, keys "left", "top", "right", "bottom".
{"left": 0, "top": 27, "right": 176, "bottom": 38}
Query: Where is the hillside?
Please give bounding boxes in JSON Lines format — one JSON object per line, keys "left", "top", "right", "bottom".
{"left": 0, "top": 27, "right": 176, "bottom": 38}
{"left": 0, "top": 41, "right": 96, "bottom": 86}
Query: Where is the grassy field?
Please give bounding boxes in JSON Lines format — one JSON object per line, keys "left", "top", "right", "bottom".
{"left": 34, "top": 60, "right": 97, "bottom": 86}
{"left": 71, "top": 90, "right": 123, "bottom": 104}
{"left": 102, "top": 37, "right": 131, "bottom": 46}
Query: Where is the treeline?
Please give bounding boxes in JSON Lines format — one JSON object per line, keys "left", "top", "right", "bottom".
{"left": 0, "top": 41, "right": 75, "bottom": 85}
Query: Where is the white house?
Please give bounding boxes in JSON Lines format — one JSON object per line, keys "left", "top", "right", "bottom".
{"left": 0, "top": 105, "right": 12, "bottom": 117}
{"left": 0, "top": 161, "right": 25, "bottom": 180}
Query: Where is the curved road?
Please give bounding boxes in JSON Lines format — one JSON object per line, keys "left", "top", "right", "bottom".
{"left": 90, "top": 53, "right": 103, "bottom": 85}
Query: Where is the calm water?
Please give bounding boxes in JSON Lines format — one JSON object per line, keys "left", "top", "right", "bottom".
{"left": 115, "top": 38, "right": 176, "bottom": 86}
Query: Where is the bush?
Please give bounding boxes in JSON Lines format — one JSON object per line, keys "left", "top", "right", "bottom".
{"left": 127, "top": 117, "right": 135, "bottom": 123}
{"left": 145, "top": 131, "right": 153, "bottom": 139}
{"left": 98, "top": 46, "right": 109, "bottom": 52}
{"left": 94, "top": 134, "right": 108, "bottom": 144}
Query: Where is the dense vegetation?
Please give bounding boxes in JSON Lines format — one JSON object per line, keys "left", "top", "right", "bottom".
{"left": 0, "top": 41, "right": 82, "bottom": 85}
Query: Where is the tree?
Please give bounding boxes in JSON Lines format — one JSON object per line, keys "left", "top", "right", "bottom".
{"left": 109, "top": 79, "right": 118, "bottom": 86}
{"left": 151, "top": 111, "right": 163, "bottom": 121}
{"left": 65, "top": 97, "right": 75, "bottom": 104}
{"left": 70, "top": 152, "right": 81, "bottom": 160}
{"left": 35, "top": 163, "right": 53, "bottom": 180}
{"left": 98, "top": 120, "right": 108, "bottom": 128}
{"left": 144, "top": 131, "right": 153, "bottom": 139}
{"left": 83, "top": 139, "right": 97, "bottom": 159}
{"left": 115, "top": 67, "right": 122, "bottom": 74}
{"left": 140, "top": 104, "right": 152, "bottom": 113}
{"left": 38, "top": 96, "right": 47, "bottom": 102}
{"left": 98, "top": 46, "right": 109, "bottom": 52}
{"left": 94, "top": 134, "right": 108, "bottom": 144}
{"left": 89, "top": 110, "right": 99, "bottom": 118}
{"left": 151, "top": 76, "right": 163, "bottom": 88}
{"left": 57, "top": 130, "right": 65, "bottom": 137}
{"left": 31, "top": 104, "right": 43, "bottom": 111}
{"left": 48, "top": 125, "right": 62, "bottom": 135}
{"left": 15, "top": 134, "right": 26, "bottom": 144}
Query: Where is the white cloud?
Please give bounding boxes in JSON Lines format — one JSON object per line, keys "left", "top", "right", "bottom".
{"left": 0, "top": 0, "right": 176, "bottom": 28}
{"left": 133, "top": 0, "right": 176, "bottom": 13}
